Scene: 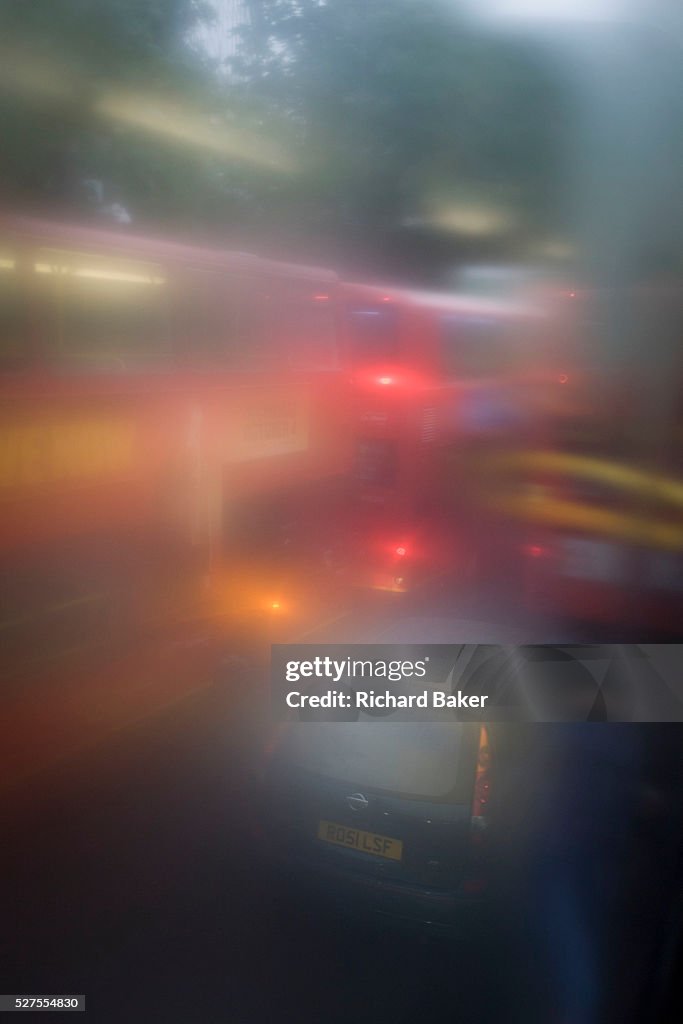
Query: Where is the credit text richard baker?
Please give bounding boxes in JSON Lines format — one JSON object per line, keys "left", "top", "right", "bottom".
{"left": 285, "top": 690, "right": 489, "bottom": 709}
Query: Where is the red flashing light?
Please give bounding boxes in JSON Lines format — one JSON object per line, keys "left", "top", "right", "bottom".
{"left": 525, "top": 544, "right": 544, "bottom": 558}
{"left": 395, "top": 545, "right": 407, "bottom": 558}
{"left": 558, "top": 373, "right": 569, "bottom": 385}
{"left": 313, "top": 294, "right": 329, "bottom": 301}
{"left": 377, "top": 375, "right": 394, "bottom": 386}
{"left": 381, "top": 295, "right": 391, "bottom": 302}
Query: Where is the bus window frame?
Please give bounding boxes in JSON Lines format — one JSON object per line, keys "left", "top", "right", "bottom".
{"left": 273, "top": 280, "right": 340, "bottom": 372}
{"left": 346, "top": 303, "right": 400, "bottom": 365}
{"left": 34, "top": 245, "right": 170, "bottom": 374}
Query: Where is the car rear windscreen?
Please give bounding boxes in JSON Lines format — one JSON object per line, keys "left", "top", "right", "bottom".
{"left": 275, "top": 721, "right": 464, "bottom": 799}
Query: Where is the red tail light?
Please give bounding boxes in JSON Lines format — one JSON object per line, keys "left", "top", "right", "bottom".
{"left": 464, "top": 726, "right": 492, "bottom": 894}
{"left": 471, "top": 725, "right": 491, "bottom": 824}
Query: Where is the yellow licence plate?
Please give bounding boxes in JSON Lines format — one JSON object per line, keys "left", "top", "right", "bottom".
{"left": 317, "top": 820, "right": 403, "bottom": 861}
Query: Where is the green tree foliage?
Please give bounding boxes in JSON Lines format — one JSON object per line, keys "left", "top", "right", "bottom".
{"left": 0, "top": 0, "right": 573, "bottom": 279}
{"left": 0, "top": 0, "right": 277, "bottom": 234}
{"left": 233, "top": 0, "right": 573, "bottom": 277}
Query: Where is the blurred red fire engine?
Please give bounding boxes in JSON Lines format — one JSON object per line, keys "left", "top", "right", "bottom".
{"left": 0, "top": 212, "right": 352, "bottom": 666}
{"left": 2, "top": 211, "right": 680, "bottom": 662}
{"left": 341, "top": 277, "right": 683, "bottom": 636}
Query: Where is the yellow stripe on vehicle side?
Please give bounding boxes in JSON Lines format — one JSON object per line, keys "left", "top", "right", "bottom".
{"left": 496, "top": 492, "right": 683, "bottom": 550}
{"left": 486, "top": 450, "right": 683, "bottom": 508}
